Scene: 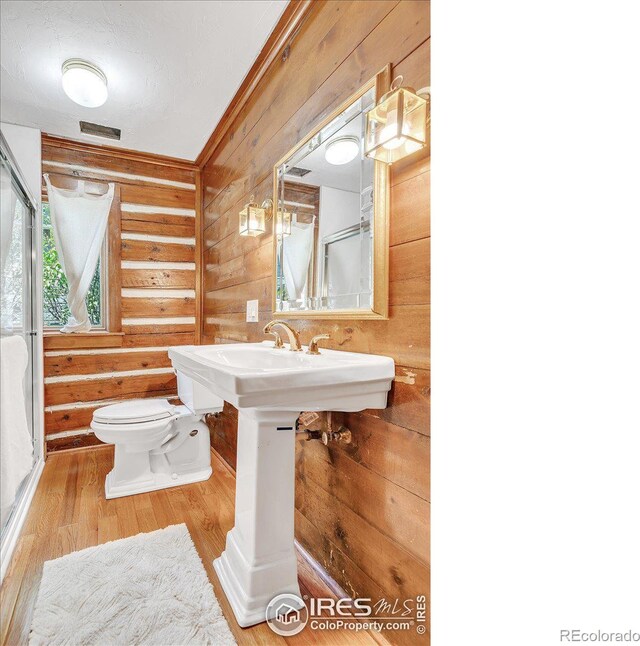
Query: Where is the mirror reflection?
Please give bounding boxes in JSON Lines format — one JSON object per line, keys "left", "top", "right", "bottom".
{"left": 275, "top": 87, "right": 377, "bottom": 313}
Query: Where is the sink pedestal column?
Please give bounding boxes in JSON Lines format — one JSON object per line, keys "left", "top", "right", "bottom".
{"left": 214, "top": 409, "right": 303, "bottom": 627}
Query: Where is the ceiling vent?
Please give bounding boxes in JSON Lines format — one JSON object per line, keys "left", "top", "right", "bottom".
{"left": 79, "top": 121, "right": 121, "bottom": 141}
{"left": 286, "top": 166, "right": 312, "bottom": 177}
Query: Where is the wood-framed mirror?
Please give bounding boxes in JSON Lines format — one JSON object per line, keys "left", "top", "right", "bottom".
{"left": 272, "top": 66, "right": 391, "bottom": 320}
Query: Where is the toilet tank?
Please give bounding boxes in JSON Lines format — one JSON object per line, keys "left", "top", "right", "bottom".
{"left": 176, "top": 371, "right": 224, "bottom": 414}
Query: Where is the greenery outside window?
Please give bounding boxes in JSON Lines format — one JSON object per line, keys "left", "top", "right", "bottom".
{"left": 42, "top": 202, "right": 106, "bottom": 329}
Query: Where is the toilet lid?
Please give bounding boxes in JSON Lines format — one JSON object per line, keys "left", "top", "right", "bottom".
{"left": 93, "top": 399, "right": 176, "bottom": 424}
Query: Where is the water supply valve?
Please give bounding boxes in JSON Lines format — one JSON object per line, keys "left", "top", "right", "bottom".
{"left": 321, "top": 427, "right": 352, "bottom": 445}
{"left": 295, "top": 411, "right": 351, "bottom": 444}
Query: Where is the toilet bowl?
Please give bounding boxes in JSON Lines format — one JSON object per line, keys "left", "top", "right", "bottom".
{"left": 91, "top": 371, "right": 224, "bottom": 499}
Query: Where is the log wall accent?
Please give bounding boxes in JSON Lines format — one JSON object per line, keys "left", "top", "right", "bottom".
{"left": 199, "top": 1, "right": 430, "bottom": 643}
{"left": 42, "top": 136, "right": 198, "bottom": 452}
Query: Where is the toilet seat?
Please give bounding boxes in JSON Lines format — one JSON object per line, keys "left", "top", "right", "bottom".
{"left": 93, "top": 398, "right": 177, "bottom": 425}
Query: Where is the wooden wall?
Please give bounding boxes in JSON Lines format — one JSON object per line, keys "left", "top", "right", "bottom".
{"left": 41, "top": 136, "right": 198, "bottom": 453}
{"left": 200, "top": 1, "right": 430, "bottom": 643}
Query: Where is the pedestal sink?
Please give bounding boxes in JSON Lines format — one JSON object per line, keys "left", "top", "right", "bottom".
{"left": 168, "top": 341, "right": 394, "bottom": 627}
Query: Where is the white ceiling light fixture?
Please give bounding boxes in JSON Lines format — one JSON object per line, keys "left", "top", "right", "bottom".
{"left": 325, "top": 136, "right": 360, "bottom": 165}
{"left": 61, "top": 59, "right": 108, "bottom": 108}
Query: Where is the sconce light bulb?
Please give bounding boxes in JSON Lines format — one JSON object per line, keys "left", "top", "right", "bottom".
{"left": 381, "top": 108, "right": 406, "bottom": 150}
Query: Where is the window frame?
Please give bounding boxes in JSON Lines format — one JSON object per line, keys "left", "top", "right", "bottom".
{"left": 41, "top": 200, "right": 109, "bottom": 332}
{"left": 40, "top": 174, "right": 121, "bottom": 343}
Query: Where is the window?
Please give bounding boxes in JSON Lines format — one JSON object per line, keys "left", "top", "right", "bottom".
{"left": 42, "top": 202, "right": 106, "bottom": 328}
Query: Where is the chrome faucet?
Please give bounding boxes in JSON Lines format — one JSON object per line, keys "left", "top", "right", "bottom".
{"left": 263, "top": 320, "right": 302, "bottom": 352}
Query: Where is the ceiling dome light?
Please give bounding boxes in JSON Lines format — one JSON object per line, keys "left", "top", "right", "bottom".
{"left": 325, "top": 136, "right": 360, "bottom": 165}
{"left": 61, "top": 59, "right": 108, "bottom": 108}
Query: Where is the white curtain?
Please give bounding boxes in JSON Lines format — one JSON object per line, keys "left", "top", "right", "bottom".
{"left": 0, "top": 162, "right": 18, "bottom": 273}
{"left": 43, "top": 174, "right": 114, "bottom": 333}
{"left": 283, "top": 221, "right": 314, "bottom": 300}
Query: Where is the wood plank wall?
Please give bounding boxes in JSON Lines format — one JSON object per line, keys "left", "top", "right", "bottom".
{"left": 200, "top": 1, "right": 430, "bottom": 643}
{"left": 41, "top": 136, "right": 198, "bottom": 452}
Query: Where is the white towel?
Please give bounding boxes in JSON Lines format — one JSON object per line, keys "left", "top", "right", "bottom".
{"left": 0, "top": 335, "right": 33, "bottom": 526}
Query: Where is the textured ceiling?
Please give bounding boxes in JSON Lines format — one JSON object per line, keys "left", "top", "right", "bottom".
{"left": 0, "top": 0, "right": 287, "bottom": 160}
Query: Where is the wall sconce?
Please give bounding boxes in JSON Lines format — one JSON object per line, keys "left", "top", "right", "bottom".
{"left": 239, "top": 196, "right": 273, "bottom": 237}
{"left": 364, "top": 75, "right": 429, "bottom": 164}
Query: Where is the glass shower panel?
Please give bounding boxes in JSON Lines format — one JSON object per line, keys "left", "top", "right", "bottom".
{"left": 0, "top": 154, "right": 35, "bottom": 533}
{"left": 2, "top": 165, "right": 26, "bottom": 330}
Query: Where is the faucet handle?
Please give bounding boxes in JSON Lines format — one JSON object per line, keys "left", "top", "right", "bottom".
{"left": 266, "top": 330, "right": 284, "bottom": 349}
{"left": 307, "top": 334, "right": 330, "bottom": 355}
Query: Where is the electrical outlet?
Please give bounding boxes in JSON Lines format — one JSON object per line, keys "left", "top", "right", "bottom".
{"left": 246, "top": 299, "right": 259, "bottom": 322}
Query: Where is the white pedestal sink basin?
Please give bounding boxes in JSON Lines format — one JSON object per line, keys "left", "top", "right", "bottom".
{"left": 168, "top": 341, "right": 394, "bottom": 627}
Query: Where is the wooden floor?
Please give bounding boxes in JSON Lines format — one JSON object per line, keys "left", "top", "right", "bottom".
{"left": 1, "top": 447, "right": 388, "bottom": 646}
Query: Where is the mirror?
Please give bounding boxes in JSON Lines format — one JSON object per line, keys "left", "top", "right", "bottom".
{"left": 273, "top": 71, "right": 390, "bottom": 319}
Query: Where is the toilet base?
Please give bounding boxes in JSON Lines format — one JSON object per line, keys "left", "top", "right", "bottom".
{"left": 104, "top": 465, "right": 212, "bottom": 499}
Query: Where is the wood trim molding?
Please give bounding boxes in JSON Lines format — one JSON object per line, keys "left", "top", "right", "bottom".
{"left": 194, "top": 169, "right": 203, "bottom": 344}
{"left": 294, "top": 540, "right": 350, "bottom": 601}
{"left": 41, "top": 133, "right": 196, "bottom": 171}
{"left": 210, "top": 446, "right": 235, "bottom": 475}
{"left": 44, "top": 440, "right": 111, "bottom": 456}
{"left": 107, "top": 185, "right": 122, "bottom": 332}
{"left": 195, "top": 0, "right": 315, "bottom": 168}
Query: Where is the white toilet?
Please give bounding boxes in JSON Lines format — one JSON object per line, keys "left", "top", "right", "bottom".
{"left": 91, "top": 371, "right": 224, "bottom": 499}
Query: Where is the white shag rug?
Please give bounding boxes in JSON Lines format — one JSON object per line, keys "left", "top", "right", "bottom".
{"left": 29, "top": 524, "right": 236, "bottom": 646}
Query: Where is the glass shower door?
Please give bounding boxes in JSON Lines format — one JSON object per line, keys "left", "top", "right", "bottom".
{"left": 0, "top": 150, "right": 36, "bottom": 533}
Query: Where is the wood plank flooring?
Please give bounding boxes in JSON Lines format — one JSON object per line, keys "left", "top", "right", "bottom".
{"left": 0, "top": 447, "right": 388, "bottom": 646}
